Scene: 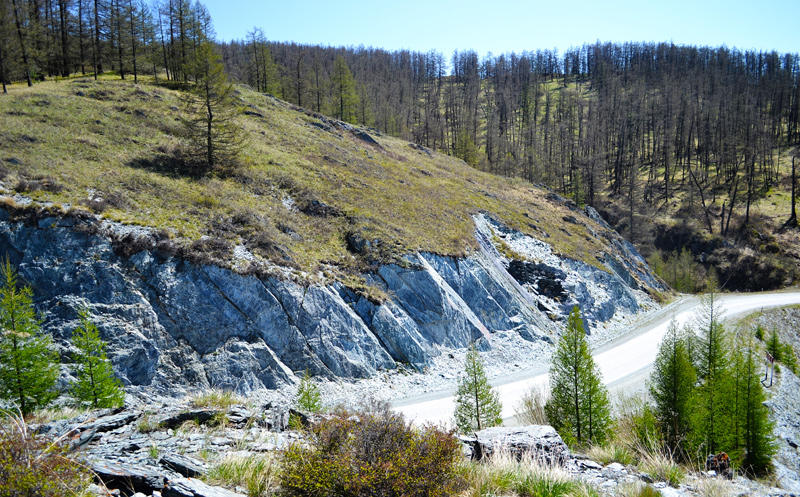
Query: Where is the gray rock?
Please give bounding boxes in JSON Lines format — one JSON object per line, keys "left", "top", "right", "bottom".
{"left": 460, "top": 425, "right": 569, "bottom": 464}
{"left": 156, "top": 409, "right": 221, "bottom": 429}
{"left": 0, "top": 203, "right": 657, "bottom": 393}
{"left": 578, "top": 459, "right": 603, "bottom": 470}
{"left": 90, "top": 460, "right": 165, "bottom": 495}
{"left": 159, "top": 453, "right": 207, "bottom": 478}
{"left": 162, "top": 478, "right": 245, "bottom": 497}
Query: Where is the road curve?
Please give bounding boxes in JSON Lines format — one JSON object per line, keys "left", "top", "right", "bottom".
{"left": 393, "top": 292, "right": 800, "bottom": 426}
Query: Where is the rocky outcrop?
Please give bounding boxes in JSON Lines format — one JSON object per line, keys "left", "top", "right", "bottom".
{"left": 459, "top": 425, "right": 570, "bottom": 464}
{"left": 0, "top": 204, "right": 660, "bottom": 394}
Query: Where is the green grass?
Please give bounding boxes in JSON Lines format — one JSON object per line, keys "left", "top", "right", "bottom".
{"left": 205, "top": 454, "right": 279, "bottom": 497}
{"left": 461, "top": 450, "right": 595, "bottom": 497}
{"left": 0, "top": 76, "right": 612, "bottom": 285}
{"left": 190, "top": 389, "right": 245, "bottom": 409}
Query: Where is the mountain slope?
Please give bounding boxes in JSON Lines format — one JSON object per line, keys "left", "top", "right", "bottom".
{"left": 0, "top": 77, "right": 665, "bottom": 393}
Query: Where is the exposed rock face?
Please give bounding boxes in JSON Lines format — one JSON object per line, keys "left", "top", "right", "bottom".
{"left": 0, "top": 206, "right": 659, "bottom": 393}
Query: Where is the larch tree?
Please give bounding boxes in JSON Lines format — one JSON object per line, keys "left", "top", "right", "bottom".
{"left": 545, "top": 306, "right": 611, "bottom": 445}
{"left": 734, "top": 333, "right": 776, "bottom": 475}
{"left": 692, "top": 283, "right": 733, "bottom": 454}
{"left": 70, "top": 308, "right": 125, "bottom": 409}
{"left": 294, "top": 369, "right": 322, "bottom": 414}
{"left": 454, "top": 344, "right": 502, "bottom": 433}
{"left": 181, "top": 39, "right": 243, "bottom": 174}
{"left": 330, "top": 55, "right": 357, "bottom": 124}
{"left": 649, "top": 318, "right": 696, "bottom": 456}
{"left": 0, "top": 260, "right": 60, "bottom": 415}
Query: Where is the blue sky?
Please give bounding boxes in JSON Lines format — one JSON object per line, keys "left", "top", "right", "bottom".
{"left": 205, "top": 0, "right": 799, "bottom": 60}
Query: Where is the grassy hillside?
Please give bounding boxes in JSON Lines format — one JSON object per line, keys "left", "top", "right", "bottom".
{"left": 0, "top": 76, "right": 613, "bottom": 289}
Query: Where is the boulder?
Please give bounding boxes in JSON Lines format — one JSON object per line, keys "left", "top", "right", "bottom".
{"left": 459, "top": 425, "right": 569, "bottom": 465}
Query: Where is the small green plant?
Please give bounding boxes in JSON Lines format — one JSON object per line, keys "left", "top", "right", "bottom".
{"left": 191, "top": 389, "right": 244, "bottom": 409}
{"left": 294, "top": 369, "right": 322, "bottom": 414}
{"left": 209, "top": 411, "right": 229, "bottom": 429}
{"left": 148, "top": 442, "right": 160, "bottom": 460}
{"left": 206, "top": 454, "right": 279, "bottom": 497}
{"left": 461, "top": 449, "right": 580, "bottom": 497}
{"left": 587, "top": 443, "right": 635, "bottom": 466}
{"left": 0, "top": 410, "right": 92, "bottom": 496}
{"left": 639, "top": 452, "right": 684, "bottom": 487}
{"left": 287, "top": 413, "right": 304, "bottom": 431}
{"left": 136, "top": 412, "right": 159, "bottom": 433}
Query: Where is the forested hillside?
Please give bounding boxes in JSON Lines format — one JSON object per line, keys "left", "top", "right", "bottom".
{"left": 220, "top": 40, "right": 800, "bottom": 289}
{"left": 2, "top": 0, "right": 799, "bottom": 290}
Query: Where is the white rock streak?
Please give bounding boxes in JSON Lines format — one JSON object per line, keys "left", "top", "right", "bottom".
{"left": 394, "top": 292, "right": 800, "bottom": 426}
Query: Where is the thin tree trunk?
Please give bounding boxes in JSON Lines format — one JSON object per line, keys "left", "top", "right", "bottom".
{"left": 10, "top": 0, "right": 33, "bottom": 86}
{"left": 79, "top": 0, "right": 85, "bottom": 74}
{"left": 128, "top": 0, "right": 137, "bottom": 82}
{"left": 0, "top": 43, "right": 7, "bottom": 93}
{"left": 94, "top": 0, "right": 101, "bottom": 76}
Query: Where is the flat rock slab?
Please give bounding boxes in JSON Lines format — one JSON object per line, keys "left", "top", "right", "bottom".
{"left": 91, "top": 460, "right": 165, "bottom": 495}
{"left": 160, "top": 453, "right": 208, "bottom": 478}
{"left": 156, "top": 409, "right": 221, "bottom": 429}
{"left": 162, "top": 478, "right": 246, "bottom": 497}
{"left": 84, "top": 410, "right": 142, "bottom": 433}
{"left": 460, "top": 425, "right": 569, "bottom": 464}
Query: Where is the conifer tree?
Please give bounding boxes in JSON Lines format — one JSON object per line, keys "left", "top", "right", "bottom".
{"left": 649, "top": 319, "right": 696, "bottom": 456}
{"left": 294, "top": 369, "right": 322, "bottom": 413}
{"left": 71, "top": 308, "right": 124, "bottom": 409}
{"left": 767, "top": 329, "right": 781, "bottom": 362}
{"left": 0, "top": 260, "right": 59, "bottom": 415}
{"left": 731, "top": 333, "right": 776, "bottom": 475}
{"left": 692, "top": 283, "right": 733, "bottom": 454}
{"left": 182, "top": 40, "right": 243, "bottom": 174}
{"left": 330, "top": 55, "right": 357, "bottom": 123}
{"left": 545, "top": 306, "right": 611, "bottom": 445}
{"left": 454, "top": 345, "right": 502, "bottom": 433}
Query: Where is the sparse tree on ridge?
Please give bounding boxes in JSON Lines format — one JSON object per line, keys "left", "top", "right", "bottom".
{"left": 181, "top": 39, "right": 243, "bottom": 174}
{"left": 545, "top": 306, "right": 610, "bottom": 445}
{"left": 454, "top": 344, "right": 502, "bottom": 433}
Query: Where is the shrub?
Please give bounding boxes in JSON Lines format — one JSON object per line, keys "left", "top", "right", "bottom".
{"left": 0, "top": 410, "right": 92, "bottom": 497}
{"left": 279, "top": 404, "right": 463, "bottom": 497}
{"left": 514, "top": 383, "right": 548, "bottom": 426}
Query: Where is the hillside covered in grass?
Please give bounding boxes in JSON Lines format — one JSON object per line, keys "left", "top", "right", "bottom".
{"left": 0, "top": 76, "right": 616, "bottom": 285}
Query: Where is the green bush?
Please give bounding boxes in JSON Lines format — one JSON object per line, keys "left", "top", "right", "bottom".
{"left": 279, "top": 404, "right": 463, "bottom": 497}
{"left": 0, "top": 411, "right": 91, "bottom": 497}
